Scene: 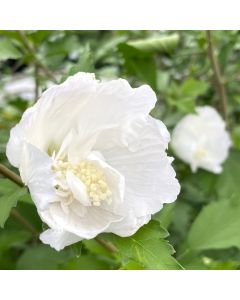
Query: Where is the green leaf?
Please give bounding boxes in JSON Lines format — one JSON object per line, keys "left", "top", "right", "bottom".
{"left": 152, "top": 203, "right": 175, "bottom": 229}
{"left": 61, "top": 254, "right": 112, "bottom": 270}
{"left": 216, "top": 150, "right": 240, "bottom": 202}
{"left": 186, "top": 152, "right": 240, "bottom": 252}
{"left": 127, "top": 34, "right": 179, "bottom": 54}
{"left": 167, "top": 79, "right": 209, "bottom": 113}
{"left": 232, "top": 126, "right": 240, "bottom": 150}
{"left": 0, "top": 179, "right": 27, "bottom": 228}
{"left": 17, "top": 245, "right": 70, "bottom": 270}
{"left": 187, "top": 199, "right": 240, "bottom": 251}
{"left": 113, "top": 220, "right": 183, "bottom": 270}
{"left": 118, "top": 43, "right": 157, "bottom": 91}
{"left": 67, "top": 44, "right": 94, "bottom": 75}
{"left": 0, "top": 38, "right": 22, "bottom": 61}
{"left": 180, "top": 78, "right": 209, "bottom": 98}
{"left": 0, "top": 229, "right": 31, "bottom": 253}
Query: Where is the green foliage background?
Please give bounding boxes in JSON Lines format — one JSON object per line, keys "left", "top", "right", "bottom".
{"left": 0, "top": 30, "right": 240, "bottom": 270}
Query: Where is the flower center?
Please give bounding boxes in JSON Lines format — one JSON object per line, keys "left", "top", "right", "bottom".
{"left": 53, "top": 160, "right": 112, "bottom": 206}
{"left": 194, "top": 148, "right": 208, "bottom": 159}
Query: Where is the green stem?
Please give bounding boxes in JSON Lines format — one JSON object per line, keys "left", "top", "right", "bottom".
{"left": 11, "top": 209, "right": 39, "bottom": 237}
{"left": 206, "top": 30, "right": 228, "bottom": 125}
{"left": 95, "top": 237, "right": 118, "bottom": 253}
{"left": 0, "top": 163, "right": 24, "bottom": 187}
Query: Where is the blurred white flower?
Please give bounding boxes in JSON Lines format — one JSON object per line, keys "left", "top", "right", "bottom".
{"left": 4, "top": 76, "right": 35, "bottom": 101}
{"left": 171, "top": 106, "right": 231, "bottom": 174}
{"left": 7, "top": 72, "right": 180, "bottom": 251}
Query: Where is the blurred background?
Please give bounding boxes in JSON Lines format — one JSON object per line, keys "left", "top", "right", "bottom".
{"left": 0, "top": 30, "right": 240, "bottom": 270}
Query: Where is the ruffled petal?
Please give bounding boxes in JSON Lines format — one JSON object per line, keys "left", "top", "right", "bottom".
{"left": 41, "top": 203, "right": 123, "bottom": 239}
{"left": 19, "top": 143, "right": 56, "bottom": 210}
{"left": 106, "top": 214, "right": 151, "bottom": 237}
{"left": 7, "top": 73, "right": 157, "bottom": 165}
{"left": 40, "top": 229, "right": 82, "bottom": 251}
{"left": 101, "top": 117, "right": 180, "bottom": 218}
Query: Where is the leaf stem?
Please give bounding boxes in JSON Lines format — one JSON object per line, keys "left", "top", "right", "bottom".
{"left": 0, "top": 163, "right": 24, "bottom": 187}
{"left": 11, "top": 208, "right": 39, "bottom": 237}
{"left": 95, "top": 237, "right": 118, "bottom": 253}
{"left": 206, "top": 30, "right": 228, "bottom": 124}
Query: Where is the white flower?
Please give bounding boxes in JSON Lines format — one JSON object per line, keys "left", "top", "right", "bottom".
{"left": 171, "top": 106, "right": 231, "bottom": 174}
{"left": 6, "top": 72, "right": 180, "bottom": 251}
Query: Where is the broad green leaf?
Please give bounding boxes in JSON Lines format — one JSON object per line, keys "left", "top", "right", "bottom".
{"left": 0, "top": 39, "right": 22, "bottom": 61}
{"left": 181, "top": 170, "right": 218, "bottom": 204}
{"left": 187, "top": 151, "right": 240, "bottom": 253}
{"left": 153, "top": 203, "right": 175, "bottom": 229}
{"left": 187, "top": 199, "right": 240, "bottom": 250}
{"left": 113, "top": 220, "right": 183, "bottom": 270}
{"left": 216, "top": 150, "right": 240, "bottom": 202}
{"left": 0, "top": 229, "right": 31, "bottom": 253}
{"left": 127, "top": 34, "right": 179, "bottom": 54}
{"left": 118, "top": 43, "right": 157, "bottom": 91}
{"left": 0, "top": 180, "right": 27, "bottom": 228}
{"left": 61, "top": 254, "right": 112, "bottom": 270}
{"left": 17, "top": 245, "right": 71, "bottom": 270}
{"left": 83, "top": 239, "right": 113, "bottom": 257}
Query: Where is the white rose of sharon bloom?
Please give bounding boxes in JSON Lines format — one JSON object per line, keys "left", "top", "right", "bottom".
{"left": 171, "top": 106, "right": 231, "bottom": 174}
{"left": 6, "top": 72, "right": 180, "bottom": 251}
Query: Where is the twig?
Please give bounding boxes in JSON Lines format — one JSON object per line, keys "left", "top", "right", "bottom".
{"left": 18, "top": 30, "right": 57, "bottom": 83}
{"left": 11, "top": 209, "right": 39, "bottom": 237}
{"left": 95, "top": 237, "right": 118, "bottom": 253}
{"left": 206, "top": 30, "right": 228, "bottom": 124}
{"left": 0, "top": 163, "right": 24, "bottom": 187}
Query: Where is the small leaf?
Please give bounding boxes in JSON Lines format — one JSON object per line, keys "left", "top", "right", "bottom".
{"left": 127, "top": 34, "right": 179, "bottom": 54}
{"left": 0, "top": 180, "right": 27, "bottom": 228}
{"left": 113, "top": 220, "right": 183, "bottom": 270}
{"left": 0, "top": 38, "right": 22, "bottom": 61}
{"left": 118, "top": 43, "right": 157, "bottom": 91}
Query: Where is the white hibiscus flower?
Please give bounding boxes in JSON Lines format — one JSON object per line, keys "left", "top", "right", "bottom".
{"left": 171, "top": 106, "right": 231, "bottom": 174}
{"left": 7, "top": 72, "right": 180, "bottom": 251}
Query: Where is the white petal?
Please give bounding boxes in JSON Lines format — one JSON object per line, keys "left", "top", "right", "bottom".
{"left": 19, "top": 143, "right": 56, "bottom": 210}
{"left": 101, "top": 117, "right": 180, "bottom": 218}
{"left": 43, "top": 203, "right": 123, "bottom": 239}
{"left": 7, "top": 73, "right": 157, "bottom": 165}
{"left": 87, "top": 152, "right": 125, "bottom": 205}
{"left": 40, "top": 229, "right": 82, "bottom": 251}
{"left": 106, "top": 214, "right": 151, "bottom": 237}
{"left": 6, "top": 106, "right": 36, "bottom": 167}
{"left": 65, "top": 171, "right": 91, "bottom": 206}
